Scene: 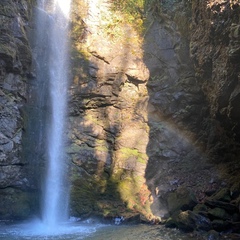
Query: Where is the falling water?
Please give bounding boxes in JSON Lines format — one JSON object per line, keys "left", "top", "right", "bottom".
{"left": 35, "top": 0, "right": 71, "bottom": 228}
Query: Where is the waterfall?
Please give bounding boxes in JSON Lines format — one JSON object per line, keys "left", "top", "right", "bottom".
{"left": 34, "top": 0, "right": 71, "bottom": 227}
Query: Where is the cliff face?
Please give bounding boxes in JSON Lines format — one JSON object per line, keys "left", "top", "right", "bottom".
{"left": 0, "top": 0, "right": 34, "bottom": 219}
{"left": 68, "top": 0, "right": 217, "bottom": 220}
{"left": 68, "top": 0, "right": 153, "bottom": 219}
{"left": 68, "top": 0, "right": 240, "bottom": 221}
{"left": 190, "top": 0, "right": 240, "bottom": 167}
{"left": 1, "top": 0, "right": 240, "bottom": 224}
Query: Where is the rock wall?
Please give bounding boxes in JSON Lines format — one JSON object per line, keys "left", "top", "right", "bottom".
{"left": 1, "top": 0, "right": 240, "bottom": 225}
{"left": 144, "top": 1, "right": 220, "bottom": 218}
{"left": 0, "top": 0, "right": 35, "bottom": 219}
{"left": 68, "top": 0, "right": 217, "bottom": 221}
{"left": 69, "top": 0, "right": 153, "bottom": 219}
{"left": 68, "top": 0, "right": 240, "bottom": 223}
{"left": 145, "top": 0, "right": 240, "bottom": 221}
{"left": 190, "top": 0, "right": 240, "bottom": 168}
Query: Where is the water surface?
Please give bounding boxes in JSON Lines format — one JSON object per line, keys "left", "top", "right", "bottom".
{"left": 0, "top": 221, "right": 197, "bottom": 240}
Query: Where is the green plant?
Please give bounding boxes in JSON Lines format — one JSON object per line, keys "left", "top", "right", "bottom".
{"left": 112, "top": 0, "right": 144, "bottom": 18}
{"left": 110, "top": 0, "right": 145, "bottom": 33}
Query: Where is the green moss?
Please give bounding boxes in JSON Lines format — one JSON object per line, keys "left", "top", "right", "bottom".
{"left": 70, "top": 174, "right": 101, "bottom": 215}
{"left": 118, "top": 179, "right": 134, "bottom": 199}
{"left": 109, "top": 0, "right": 145, "bottom": 35}
{"left": 70, "top": 167, "right": 124, "bottom": 217}
{"left": 70, "top": 166, "right": 153, "bottom": 219}
{"left": 0, "top": 4, "right": 15, "bottom": 17}
{"left": 95, "top": 139, "right": 109, "bottom": 152}
{"left": 112, "top": 0, "right": 144, "bottom": 18}
{"left": 0, "top": 188, "right": 35, "bottom": 220}
{"left": 115, "top": 172, "right": 153, "bottom": 219}
{"left": 119, "top": 147, "right": 148, "bottom": 163}
{"left": 95, "top": 145, "right": 108, "bottom": 152}
{"left": 67, "top": 144, "right": 86, "bottom": 153}
{"left": 0, "top": 43, "right": 16, "bottom": 63}
{"left": 84, "top": 114, "right": 100, "bottom": 125}
{"left": 209, "top": 188, "right": 231, "bottom": 202}
{"left": 208, "top": 208, "right": 229, "bottom": 220}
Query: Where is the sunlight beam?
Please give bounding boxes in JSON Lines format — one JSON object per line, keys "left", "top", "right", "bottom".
{"left": 55, "top": 0, "right": 71, "bottom": 17}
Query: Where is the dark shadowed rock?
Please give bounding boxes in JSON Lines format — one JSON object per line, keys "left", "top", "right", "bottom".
{"left": 167, "top": 187, "right": 198, "bottom": 214}
{"left": 0, "top": 0, "right": 33, "bottom": 219}
{"left": 166, "top": 210, "right": 212, "bottom": 232}
{"left": 205, "top": 230, "right": 220, "bottom": 240}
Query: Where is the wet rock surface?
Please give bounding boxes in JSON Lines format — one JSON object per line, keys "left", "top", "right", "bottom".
{"left": 165, "top": 186, "right": 240, "bottom": 238}
{"left": 0, "top": 0, "right": 34, "bottom": 219}
{"left": 190, "top": 1, "right": 240, "bottom": 165}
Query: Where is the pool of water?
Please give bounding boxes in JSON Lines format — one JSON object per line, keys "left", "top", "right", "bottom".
{"left": 84, "top": 224, "right": 195, "bottom": 240}
{"left": 0, "top": 219, "right": 199, "bottom": 240}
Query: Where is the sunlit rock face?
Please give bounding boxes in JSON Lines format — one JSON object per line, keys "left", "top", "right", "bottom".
{"left": 68, "top": 0, "right": 217, "bottom": 220}
{"left": 68, "top": 0, "right": 240, "bottom": 222}
{"left": 68, "top": 0, "right": 154, "bottom": 219}
{"left": 0, "top": 0, "right": 34, "bottom": 219}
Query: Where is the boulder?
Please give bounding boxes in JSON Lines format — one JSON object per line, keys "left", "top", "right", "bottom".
{"left": 211, "top": 219, "right": 231, "bottom": 232}
{"left": 208, "top": 188, "right": 231, "bottom": 202}
{"left": 167, "top": 187, "right": 198, "bottom": 215}
{"left": 208, "top": 208, "right": 230, "bottom": 221}
{"left": 205, "top": 230, "right": 220, "bottom": 240}
{"left": 167, "top": 210, "right": 212, "bottom": 232}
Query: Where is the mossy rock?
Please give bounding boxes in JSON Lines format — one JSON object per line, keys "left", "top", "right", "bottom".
{"left": 0, "top": 42, "right": 17, "bottom": 67}
{"left": 166, "top": 210, "right": 212, "bottom": 232}
{"left": 0, "top": 188, "right": 37, "bottom": 220}
{"left": 167, "top": 187, "right": 197, "bottom": 215}
{"left": 118, "top": 147, "right": 148, "bottom": 164}
{"left": 208, "top": 208, "right": 230, "bottom": 220}
{"left": 70, "top": 172, "right": 125, "bottom": 217}
{"left": 209, "top": 188, "right": 231, "bottom": 202}
{"left": 204, "top": 230, "right": 220, "bottom": 240}
{"left": 0, "top": 3, "right": 16, "bottom": 17}
{"left": 165, "top": 217, "right": 177, "bottom": 228}
{"left": 193, "top": 203, "right": 208, "bottom": 214}
{"left": 67, "top": 143, "right": 84, "bottom": 153}
{"left": 212, "top": 219, "right": 231, "bottom": 232}
{"left": 70, "top": 167, "right": 153, "bottom": 220}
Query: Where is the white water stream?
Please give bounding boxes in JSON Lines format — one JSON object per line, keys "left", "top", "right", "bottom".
{"left": 36, "top": 0, "right": 71, "bottom": 228}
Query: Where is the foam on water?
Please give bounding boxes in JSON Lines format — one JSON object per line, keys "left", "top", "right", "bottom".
{"left": 0, "top": 219, "right": 105, "bottom": 239}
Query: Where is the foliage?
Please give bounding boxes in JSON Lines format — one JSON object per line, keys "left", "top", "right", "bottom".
{"left": 111, "top": 0, "right": 144, "bottom": 19}
{"left": 109, "top": 0, "right": 164, "bottom": 33}
{"left": 110, "top": 0, "right": 145, "bottom": 33}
